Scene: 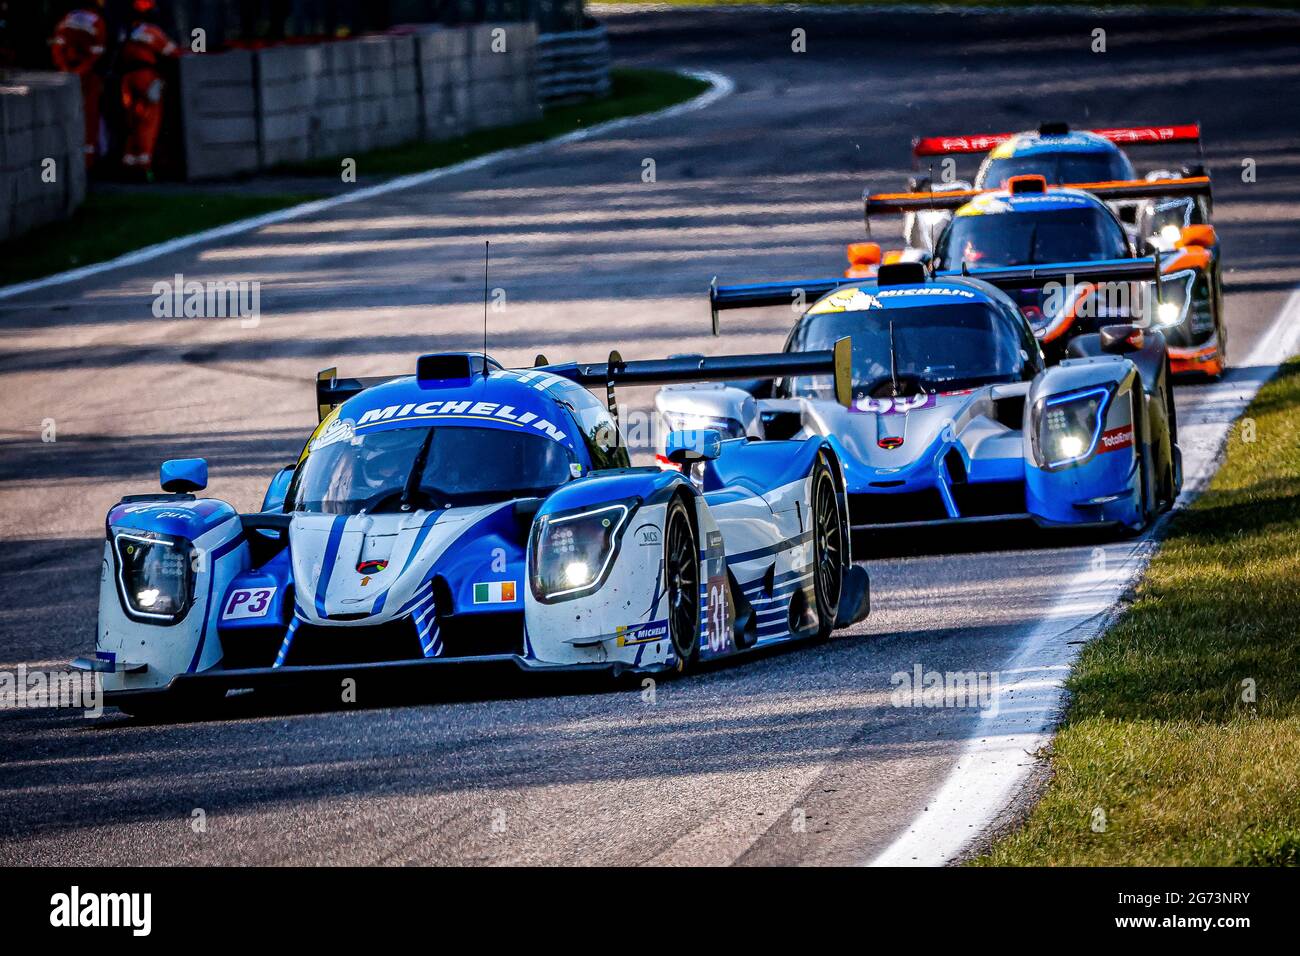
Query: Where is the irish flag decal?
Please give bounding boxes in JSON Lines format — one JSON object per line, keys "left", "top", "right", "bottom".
{"left": 473, "top": 580, "right": 517, "bottom": 604}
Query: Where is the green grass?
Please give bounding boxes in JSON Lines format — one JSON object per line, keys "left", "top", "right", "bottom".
{"left": 978, "top": 359, "right": 1300, "bottom": 866}
{"left": 274, "top": 68, "right": 710, "bottom": 178}
{"left": 0, "top": 192, "right": 323, "bottom": 288}
{"left": 0, "top": 68, "right": 708, "bottom": 288}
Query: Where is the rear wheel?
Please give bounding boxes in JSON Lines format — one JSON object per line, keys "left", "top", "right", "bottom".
{"left": 811, "top": 455, "right": 845, "bottom": 638}
{"left": 664, "top": 495, "right": 700, "bottom": 672}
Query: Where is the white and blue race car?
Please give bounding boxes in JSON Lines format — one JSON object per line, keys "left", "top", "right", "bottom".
{"left": 655, "top": 260, "right": 1181, "bottom": 536}
{"left": 75, "top": 348, "right": 870, "bottom": 714}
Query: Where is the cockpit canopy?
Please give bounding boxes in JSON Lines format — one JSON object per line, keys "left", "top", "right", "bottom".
{"left": 783, "top": 285, "right": 1041, "bottom": 399}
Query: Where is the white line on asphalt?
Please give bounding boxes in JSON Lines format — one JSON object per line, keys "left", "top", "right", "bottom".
{"left": 0, "top": 70, "right": 735, "bottom": 303}
{"left": 869, "top": 287, "right": 1300, "bottom": 867}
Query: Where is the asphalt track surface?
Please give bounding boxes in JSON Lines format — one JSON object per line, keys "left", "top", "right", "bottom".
{"left": 2, "top": 7, "right": 1299, "bottom": 866}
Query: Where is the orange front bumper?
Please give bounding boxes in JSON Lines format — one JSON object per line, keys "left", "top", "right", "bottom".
{"left": 1169, "top": 341, "right": 1223, "bottom": 377}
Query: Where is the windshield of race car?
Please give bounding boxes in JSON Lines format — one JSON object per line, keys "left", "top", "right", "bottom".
{"left": 786, "top": 301, "right": 1030, "bottom": 396}
{"left": 934, "top": 206, "right": 1128, "bottom": 270}
{"left": 978, "top": 151, "right": 1134, "bottom": 187}
{"left": 286, "top": 424, "right": 576, "bottom": 514}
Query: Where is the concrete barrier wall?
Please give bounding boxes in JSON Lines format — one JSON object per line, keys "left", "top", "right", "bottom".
{"left": 178, "top": 50, "right": 259, "bottom": 181}
{"left": 181, "top": 24, "right": 540, "bottom": 181}
{"left": 464, "top": 22, "right": 540, "bottom": 132}
{"left": 258, "top": 34, "right": 424, "bottom": 169}
{"left": 0, "top": 71, "right": 87, "bottom": 242}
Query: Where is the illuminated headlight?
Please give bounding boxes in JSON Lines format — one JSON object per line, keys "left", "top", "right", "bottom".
{"left": 112, "top": 530, "right": 196, "bottom": 623}
{"left": 1159, "top": 224, "right": 1182, "bottom": 247}
{"left": 1151, "top": 269, "right": 1196, "bottom": 327}
{"left": 1033, "top": 386, "right": 1113, "bottom": 470}
{"left": 529, "top": 499, "right": 636, "bottom": 602}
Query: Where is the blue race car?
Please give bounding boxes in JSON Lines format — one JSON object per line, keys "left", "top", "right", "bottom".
{"left": 75, "top": 348, "right": 870, "bottom": 714}
{"left": 655, "top": 260, "right": 1181, "bottom": 536}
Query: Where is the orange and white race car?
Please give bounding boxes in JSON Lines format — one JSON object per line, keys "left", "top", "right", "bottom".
{"left": 849, "top": 124, "right": 1225, "bottom": 378}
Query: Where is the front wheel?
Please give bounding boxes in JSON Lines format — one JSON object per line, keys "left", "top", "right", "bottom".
{"left": 664, "top": 495, "right": 700, "bottom": 672}
{"left": 1119, "top": 443, "right": 1151, "bottom": 537}
{"left": 810, "top": 455, "right": 846, "bottom": 638}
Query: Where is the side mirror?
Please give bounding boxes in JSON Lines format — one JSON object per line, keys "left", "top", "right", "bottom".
{"left": 261, "top": 465, "right": 295, "bottom": 512}
{"left": 160, "top": 458, "right": 208, "bottom": 493}
{"left": 1099, "top": 324, "right": 1145, "bottom": 354}
{"left": 846, "top": 242, "right": 881, "bottom": 267}
{"left": 1177, "top": 224, "right": 1216, "bottom": 249}
{"left": 665, "top": 429, "right": 723, "bottom": 465}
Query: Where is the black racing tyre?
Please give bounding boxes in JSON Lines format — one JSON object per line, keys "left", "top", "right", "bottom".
{"left": 811, "top": 454, "right": 846, "bottom": 639}
{"left": 1120, "top": 442, "right": 1151, "bottom": 537}
{"left": 1160, "top": 447, "right": 1177, "bottom": 513}
{"left": 664, "top": 494, "right": 701, "bottom": 672}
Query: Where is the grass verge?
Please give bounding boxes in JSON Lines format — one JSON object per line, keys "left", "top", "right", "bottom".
{"left": 978, "top": 358, "right": 1300, "bottom": 865}
{"left": 0, "top": 192, "right": 323, "bottom": 289}
{"left": 0, "top": 68, "right": 709, "bottom": 289}
{"left": 272, "top": 68, "right": 710, "bottom": 178}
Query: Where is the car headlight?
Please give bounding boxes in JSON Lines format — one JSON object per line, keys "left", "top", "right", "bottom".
{"left": 1152, "top": 269, "right": 1196, "bottom": 327}
{"left": 112, "top": 530, "right": 197, "bottom": 623}
{"left": 1032, "top": 385, "right": 1113, "bottom": 470}
{"left": 529, "top": 498, "right": 636, "bottom": 602}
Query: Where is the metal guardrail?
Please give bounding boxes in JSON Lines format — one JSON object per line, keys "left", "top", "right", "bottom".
{"left": 536, "top": 23, "right": 611, "bottom": 105}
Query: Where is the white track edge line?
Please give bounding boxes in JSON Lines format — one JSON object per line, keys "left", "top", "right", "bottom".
{"left": 0, "top": 69, "right": 735, "bottom": 303}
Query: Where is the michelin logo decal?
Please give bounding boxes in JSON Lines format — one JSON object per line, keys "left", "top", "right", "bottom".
{"left": 356, "top": 401, "right": 568, "bottom": 444}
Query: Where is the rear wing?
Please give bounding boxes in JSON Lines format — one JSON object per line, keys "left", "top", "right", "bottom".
{"left": 708, "top": 275, "right": 862, "bottom": 333}
{"left": 317, "top": 344, "right": 856, "bottom": 421}
{"left": 1066, "top": 175, "right": 1212, "bottom": 204}
{"left": 537, "top": 339, "right": 855, "bottom": 408}
{"left": 865, "top": 188, "right": 980, "bottom": 217}
{"left": 863, "top": 176, "right": 1212, "bottom": 221}
{"left": 316, "top": 368, "right": 395, "bottom": 422}
{"left": 707, "top": 258, "right": 1160, "bottom": 326}
{"left": 315, "top": 354, "right": 500, "bottom": 422}
{"left": 912, "top": 123, "right": 1201, "bottom": 157}
{"left": 937, "top": 257, "right": 1160, "bottom": 289}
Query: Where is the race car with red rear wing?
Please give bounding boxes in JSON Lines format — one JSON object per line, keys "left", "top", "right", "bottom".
{"left": 654, "top": 260, "right": 1181, "bottom": 538}
{"left": 905, "top": 122, "right": 1213, "bottom": 260}
{"left": 74, "top": 347, "right": 870, "bottom": 715}
{"left": 849, "top": 175, "right": 1225, "bottom": 378}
